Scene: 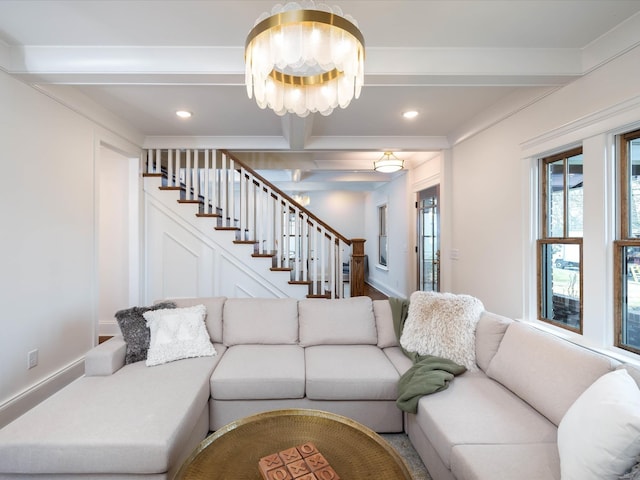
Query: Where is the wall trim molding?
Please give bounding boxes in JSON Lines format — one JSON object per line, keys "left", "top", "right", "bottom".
{"left": 521, "top": 94, "right": 640, "bottom": 157}
{"left": 0, "top": 358, "right": 84, "bottom": 429}
{"left": 144, "top": 181, "right": 305, "bottom": 300}
{"left": 99, "top": 319, "right": 121, "bottom": 337}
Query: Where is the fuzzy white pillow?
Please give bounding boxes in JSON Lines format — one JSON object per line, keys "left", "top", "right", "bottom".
{"left": 558, "top": 369, "right": 640, "bottom": 480}
{"left": 400, "top": 291, "right": 484, "bottom": 370}
{"left": 144, "top": 304, "right": 216, "bottom": 367}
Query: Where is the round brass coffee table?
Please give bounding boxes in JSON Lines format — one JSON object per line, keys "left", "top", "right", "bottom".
{"left": 175, "top": 409, "right": 413, "bottom": 479}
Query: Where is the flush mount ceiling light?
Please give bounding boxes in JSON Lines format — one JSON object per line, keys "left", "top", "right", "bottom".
{"left": 402, "top": 110, "right": 419, "bottom": 119}
{"left": 245, "top": 1, "right": 365, "bottom": 117}
{"left": 175, "top": 110, "right": 192, "bottom": 118}
{"left": 374, "top": 151, "right": 404, "bottom": 173}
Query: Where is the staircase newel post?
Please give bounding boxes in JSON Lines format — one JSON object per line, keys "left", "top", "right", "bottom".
{"left": 350, "top": 238, "right": 366, "bottom": 297}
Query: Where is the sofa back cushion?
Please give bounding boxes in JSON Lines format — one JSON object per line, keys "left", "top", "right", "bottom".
{"left": 166, "top": 297, "right": 226, "bottom": 344}
{"left": 373, "top": 300, "right": 398, "bottom": 348}
{"left": 299, "top": 297, "right": 377, "bottom": 346}
{"left": 486, "top": 321, "right": 619, "bottom": 426}
{"left": 618, "top": 363, "right": 640, "bottom": 388}
{"left": 475, "top": 311, "right": 512, "bottom": 372}
{"left": 223, "top": 298, "right": 299, "bottom": 346}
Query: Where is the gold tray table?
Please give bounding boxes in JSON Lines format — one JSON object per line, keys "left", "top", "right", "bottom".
{"left": 175, "top": 409, "right": 413, "bottom": 480}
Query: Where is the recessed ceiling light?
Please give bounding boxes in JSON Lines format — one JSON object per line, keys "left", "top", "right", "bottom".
{"left": 176, "top": 110, "right": 192, "bottom": 119}
{"left": 402, "top": 110, "right": 419, "bottom": 119}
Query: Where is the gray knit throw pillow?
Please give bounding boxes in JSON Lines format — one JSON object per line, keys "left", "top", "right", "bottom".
{"left": 115, "top": 302, "right": 176, "bottom": 364}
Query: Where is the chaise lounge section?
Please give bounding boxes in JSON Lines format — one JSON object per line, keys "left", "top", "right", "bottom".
{"left": 0, "top": 296, "right": 403, "bottom": 479}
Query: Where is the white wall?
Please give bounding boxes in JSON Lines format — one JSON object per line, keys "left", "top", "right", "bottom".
{"left": 448, "top": 44, "right": 640, "bottom": 325}
{"left": 364, "top": 173, "right": 411, "bottom": 298}
{"left": 0, "top": 70, "right": 141, "bottom": 427}
{"left": 305, "top": 190, "right": 365, "bottom": 240}
{"left": 98, "top": 147, "right": 135, "bottom": 336}
{"left": 362, "top": 155, "right": 448, "bottom": 299}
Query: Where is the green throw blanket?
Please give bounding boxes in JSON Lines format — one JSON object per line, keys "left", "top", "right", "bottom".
{"left": 390, "top": 297, "right": 467, "bottom": 414}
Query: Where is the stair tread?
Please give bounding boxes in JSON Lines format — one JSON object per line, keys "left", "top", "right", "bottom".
{"left": 142, "top": 157, "right": 353, "bottom": 301}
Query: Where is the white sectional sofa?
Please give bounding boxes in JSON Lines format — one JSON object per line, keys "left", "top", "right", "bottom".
{"left": 0, "top": 295, "right": 638, "bottom": 480}
{"left": 0, "top": 296, "right": 403, "bottom": 479}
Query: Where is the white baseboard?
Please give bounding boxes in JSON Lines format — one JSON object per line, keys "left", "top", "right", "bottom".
{"left": 0, "top": 359, "right": 84, "bottom": 428}
{"left": 366, "top": 278, "right": 406, "bottom": 299}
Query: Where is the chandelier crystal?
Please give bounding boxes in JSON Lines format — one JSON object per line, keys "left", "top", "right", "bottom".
{"left": 374, "top": 152, "right": 404, "bottom": 173}
{"left": 245, "top": 1, "right": 365, "bottom": 117}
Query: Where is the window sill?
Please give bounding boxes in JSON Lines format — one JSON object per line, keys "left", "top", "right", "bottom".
{"left": 376, "top": 264, "right": 389, "bottom": 272}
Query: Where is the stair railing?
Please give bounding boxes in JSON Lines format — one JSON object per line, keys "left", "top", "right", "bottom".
{"left": 144, "top": 148, "right": 355, "bottom": 299}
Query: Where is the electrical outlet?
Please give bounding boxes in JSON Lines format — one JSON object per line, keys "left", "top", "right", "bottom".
{"left": 28, "top": 349, "right": 38, "bottom": 369}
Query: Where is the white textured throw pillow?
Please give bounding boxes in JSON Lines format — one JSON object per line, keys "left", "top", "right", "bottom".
{"left": 400, "top": 291, "right": 484, "bottom": 370}
{"left": 558, "top": 369, "right": 640, "bottom": 480}
{"left": 144, "top": 304, "right": 216, "bottom": 367}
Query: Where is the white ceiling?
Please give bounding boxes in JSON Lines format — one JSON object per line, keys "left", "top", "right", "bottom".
{"left": 2, "top": 0, "right": 640, "bottom": 191}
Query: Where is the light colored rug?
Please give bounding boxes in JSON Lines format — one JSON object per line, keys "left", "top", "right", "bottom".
{"left": 381, "top": 433, "right": 432, "bottom": 480}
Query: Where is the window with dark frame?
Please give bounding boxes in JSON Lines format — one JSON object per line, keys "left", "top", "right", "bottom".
{"left": 615, "top": 128, "right": 640, "bottom": 354}
{"left": 378, "top": 204, "right": 388, "bottom": 267}
{"left": 538, "top": 147, "right": 584, "bottom": 333}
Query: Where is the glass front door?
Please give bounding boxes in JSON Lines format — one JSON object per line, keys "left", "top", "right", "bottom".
{"left": 418, "top": 186, "right": 440, "bottom": 292}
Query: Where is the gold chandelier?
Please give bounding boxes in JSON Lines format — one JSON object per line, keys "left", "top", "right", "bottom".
{"left": 245, "top": 2, "right": 365, "bottom": 117}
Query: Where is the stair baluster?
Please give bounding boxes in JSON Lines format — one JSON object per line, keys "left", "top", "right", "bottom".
{"left": 143, "top": 148, "right": 358, "bottom": 298}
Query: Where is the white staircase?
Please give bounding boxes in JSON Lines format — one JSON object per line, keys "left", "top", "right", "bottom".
{"left": 143, "top": 149, "right": 353, "bottom": 301}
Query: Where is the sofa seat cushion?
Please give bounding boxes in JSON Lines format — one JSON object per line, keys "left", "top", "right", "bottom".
{"left": 415, "top": 372, "right": 557, "bottom": 470}
{"left": 305, "top": 345, "right": 399, "bottom": 400}
{"left": 383, "top": 346, "right": 413, "bottom": 376}
{"left": 451, "top": 443, "right": 561, "bottom": 480}
{"left": 0, "top": 354, "right": 221, "bottom": 475}
{"left": 211, "top": 344, "right": 305, "bottom": 400}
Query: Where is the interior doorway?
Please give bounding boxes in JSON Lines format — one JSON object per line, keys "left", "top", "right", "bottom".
{"left": 417, "top": 186, "right": 440, "bottom": 292}
{"left": 97, "top": 145, "right": 139, "bottom": 337}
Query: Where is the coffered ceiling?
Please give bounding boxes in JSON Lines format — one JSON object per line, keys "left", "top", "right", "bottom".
{"left": 1, "top": 1, "right": 639, "bottom": 191}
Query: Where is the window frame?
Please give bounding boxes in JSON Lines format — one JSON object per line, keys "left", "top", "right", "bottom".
{"left": 378, "top": 204, "right": 388, "bottom": 267}
{"left": 614, "top": 128, "right": 640, "bottom": 354}
{"left": 537, "top": 146, "right": 584, "bottom": 333}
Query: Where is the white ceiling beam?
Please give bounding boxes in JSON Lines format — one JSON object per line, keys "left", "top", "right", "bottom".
{"left": 269, "top": 181, "right": 388, "bottom": 193}
{"left": 281, "top": 115, "right": 314, "bottom": 150}
{"left": 143, "top": 136, "right": 290, "bottom": 150}
{"left": 6, "top": 45, "right": 585, "bottom": 87}
{"left": 305, "top": 135, "right": 450, "bottom": 151}
{"left": 365, "top": 47, "right": 582, "bottom": 77}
